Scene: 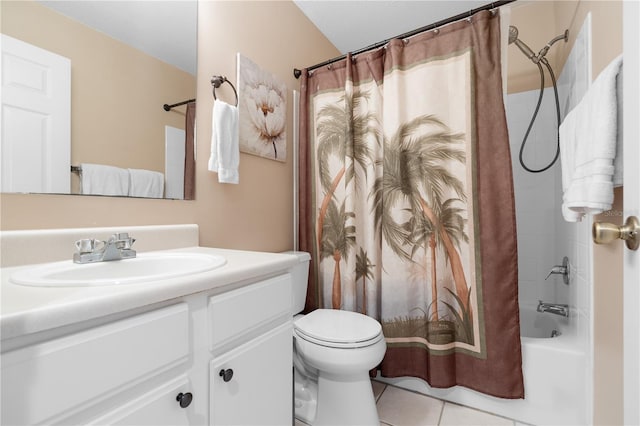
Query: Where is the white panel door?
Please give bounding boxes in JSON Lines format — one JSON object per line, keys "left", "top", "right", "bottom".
{"left": 1, "top": 34, "right": 71, "bottom": 193}
{"left": 623, "top": 1, "right": 640, "bottom": 424}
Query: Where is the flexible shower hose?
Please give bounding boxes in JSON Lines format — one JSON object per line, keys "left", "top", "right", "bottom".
{"left": 518, "top": 58, "right": 562, "bottom": 173}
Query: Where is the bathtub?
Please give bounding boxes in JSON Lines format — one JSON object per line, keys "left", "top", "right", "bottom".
{"left": 377, "top": 304, "right": 587, "bottom": 425}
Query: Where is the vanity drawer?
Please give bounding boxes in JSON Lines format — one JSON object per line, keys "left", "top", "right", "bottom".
{"left": 1, "top": 303, "right": 189, "bottom": 425}
{"left": 208, "top": 274, "right": 291, "bottom": 349}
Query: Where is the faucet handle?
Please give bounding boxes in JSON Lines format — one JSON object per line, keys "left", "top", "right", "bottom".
{"left": 109, "top": 233, "right": 136, "bottom": 249}
{"left": 545, "top": 265, "right": 567, "bottom": 280}
{"left": 122, "top": 237, "right": 136, "bottom": 249}
{"left": 545, "top": 256, "right": 570, "bottom": 285}
{"left": 75, "top": 238, "right": 105, "bottom": 254}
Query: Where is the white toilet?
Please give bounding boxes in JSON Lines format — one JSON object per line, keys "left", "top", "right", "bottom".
{"left": 287, "top": 251, "right": 387, "bottom": 426}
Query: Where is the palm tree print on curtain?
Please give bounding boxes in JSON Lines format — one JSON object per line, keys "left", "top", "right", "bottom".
{"left": 372, "top": 115, "right": 475, "bottom": 347}
{"left": 298, "top": 11, "right": 523, "bottom": 398}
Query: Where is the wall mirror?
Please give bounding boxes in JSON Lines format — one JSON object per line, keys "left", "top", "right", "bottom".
{"left": 1, "top": 1, "right": 197, "bottom": 200}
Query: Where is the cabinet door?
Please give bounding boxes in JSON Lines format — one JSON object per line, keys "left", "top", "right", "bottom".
{"left": 89, "top": 377, "right": 192, "bottom": 426}
{"left": 1, "top": 303, "right": 189, "bottom": 425}
{"left": 210, "top": 322, "right": 292, "bottom": 426}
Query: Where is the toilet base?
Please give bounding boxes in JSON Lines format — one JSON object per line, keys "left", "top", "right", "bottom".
{"left": 294, "top": 368, "right": 318, "bottom": 424}
{"left": 313, "top": 373, "right": 379, "bottom": 426}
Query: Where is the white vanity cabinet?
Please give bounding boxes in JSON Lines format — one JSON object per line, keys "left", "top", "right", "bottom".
{"left": 1, "top": 303, "right": 192, "bottom": 425}
{"left": 1, "top": 268, "right": 294, "bottom": 426}
{"left": 207, "top": 274, "right": 293, "bottom": 425}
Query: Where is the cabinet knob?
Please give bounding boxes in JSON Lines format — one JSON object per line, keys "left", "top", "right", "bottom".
{"left": 176, "top": 392, "right": 193, "bottom": 408}
{"left": 219, "top": 368, "right": 234, "bottom": 382}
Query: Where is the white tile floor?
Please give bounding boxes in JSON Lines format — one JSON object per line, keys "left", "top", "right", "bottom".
{"left": 296, "top": 380, "right": 520, "bottom": 426}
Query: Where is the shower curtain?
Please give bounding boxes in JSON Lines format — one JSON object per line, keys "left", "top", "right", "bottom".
{"left": 298, "top": 10, "right": 523, "bottom": 398}
{"left": 184, "top": 101, "right": 196, "bottom": 200}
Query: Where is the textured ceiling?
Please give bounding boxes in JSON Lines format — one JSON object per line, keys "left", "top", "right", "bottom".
{"left": 293, "top": 1, "right": 492, "bottom": 54}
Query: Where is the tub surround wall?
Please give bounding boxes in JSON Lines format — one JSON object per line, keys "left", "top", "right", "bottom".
{"left": 505, "top": 89, "right": 561, "bottom": 309}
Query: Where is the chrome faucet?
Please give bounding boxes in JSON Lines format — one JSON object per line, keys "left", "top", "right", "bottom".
{"left": 537, "top": 300, "right": 569, "bottom": 317}
{"left": 73, "top": 233, "right": 136, "bottom": 264}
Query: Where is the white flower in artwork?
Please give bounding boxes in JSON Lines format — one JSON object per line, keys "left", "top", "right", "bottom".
{"left": 238, "top": 54, "right": 287, "bottom": 161}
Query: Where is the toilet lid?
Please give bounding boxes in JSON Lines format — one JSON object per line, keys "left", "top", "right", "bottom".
{"left": 294, "top": 309, "right": 382, "bottom": 345}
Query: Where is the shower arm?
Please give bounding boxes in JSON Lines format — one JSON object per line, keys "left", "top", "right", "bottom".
{"left": 535, "top": 30, "right": 570, "bottom": 63}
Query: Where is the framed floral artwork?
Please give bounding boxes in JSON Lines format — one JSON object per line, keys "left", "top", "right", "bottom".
{"left": 237, "top": 53, "right": 287, "bottom": 162}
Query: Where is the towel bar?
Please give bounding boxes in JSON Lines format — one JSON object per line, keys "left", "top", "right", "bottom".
{"left": 163, "top": 99, "right": 195, "bottom": 111}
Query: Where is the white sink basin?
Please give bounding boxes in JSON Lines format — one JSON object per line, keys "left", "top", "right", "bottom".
{"left": 9, "top": 252, "right": 226, "bottom": 287}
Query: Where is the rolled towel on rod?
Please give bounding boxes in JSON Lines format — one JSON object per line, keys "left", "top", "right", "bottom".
{"left": 80, "top": 163, "right": 129, "bottom": 196}
{"left": 128, "top": 168, "right": 164, "bottom": 198}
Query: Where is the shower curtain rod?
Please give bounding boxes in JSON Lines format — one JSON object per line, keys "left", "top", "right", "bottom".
{"left": 293, "top": 0, "right": 515, "bottom": 79}
{"left": 163, "top": 99, "right": 196, "bottom": 111}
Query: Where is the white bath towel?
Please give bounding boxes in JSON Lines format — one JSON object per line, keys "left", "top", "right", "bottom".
{"left": 208, "top": 99, "right": 239, "bottom": 184}
{"left": 128, "top": 168, "right": 164, "bottom": 198}
{"left": 80, "top": 163, "right": 129, "bottom": 196}
{"left": 559, "top": 55, "right": 623, "bottom": 222}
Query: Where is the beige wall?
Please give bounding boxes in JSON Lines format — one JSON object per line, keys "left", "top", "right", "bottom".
{"left": 2, "top": 1, "right": 196, "bottom": 181}
{"left": 509, "top": 1, "right": 623, "bottom": 424}
{"left": 507, "top": 1, "right": 559, "bottom": 93}
{"left": 0, "top": 1, "right": 340, "bottom": 253}
{"left": 2, "top": 2, "right": 625, "bottom": 418}
{"left": 507, "top": 0, "right": 622, "bottom": 93}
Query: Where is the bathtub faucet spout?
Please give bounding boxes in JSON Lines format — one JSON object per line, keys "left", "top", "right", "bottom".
{"left": 537, "top": 300, "right": 569, "bottom": 317}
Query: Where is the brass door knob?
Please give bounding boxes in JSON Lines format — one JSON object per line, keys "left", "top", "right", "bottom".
{"left": 592, "top": 216, "right": 639, "bottom": 251}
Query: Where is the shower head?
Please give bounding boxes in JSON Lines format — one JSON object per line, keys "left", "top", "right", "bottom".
{"left": 508, "top": 25, "right": 569, "bottom": 64}
{"left": 537, "top": 30, "right": 570, "bottom": 59}
{"left": 509, "top": 25, "right": 536, "bottom": 62}
{"left": 508, "top": 26, "right": 537, "bottom": 61}
{"left": 508, "top": 25, "right": 519, "bottom": 44}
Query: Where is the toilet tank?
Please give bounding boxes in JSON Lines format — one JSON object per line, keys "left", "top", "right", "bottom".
{"left": 282, "top": 251, "right": 310, "bottom": 314}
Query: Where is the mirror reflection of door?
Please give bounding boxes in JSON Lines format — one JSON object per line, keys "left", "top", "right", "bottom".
{"left": 1, "top": 34, "right": 71, "bottom": 194}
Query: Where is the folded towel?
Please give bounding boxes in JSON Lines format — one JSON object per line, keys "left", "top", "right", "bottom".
{"left": 559, "top": 55, "right": 623, "bottom": 222}
{"left": 128, "top": 168, "right": 164, "bottom": 198}
{"left": 208, "top": 99, "right": 239, "bottom": 184}
{"left": 80, "top": 163, "right": 129, "bottom": 196}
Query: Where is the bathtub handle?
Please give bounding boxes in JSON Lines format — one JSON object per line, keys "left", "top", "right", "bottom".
{"left": 545, "top": 256, "right": 569, "bottom": 285}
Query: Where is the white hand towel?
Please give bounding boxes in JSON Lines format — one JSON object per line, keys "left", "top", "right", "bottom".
{"left": 559, "top": 55, "right": 623, "bottom": 222}
{"left": 208, "top": 99, "right": 239, "bottom": 184}
{"left": 80, "top": 163, "right": 129, "bottom": 196}
{"left": 128, "top": 168, "right": 164, "bottom": 198}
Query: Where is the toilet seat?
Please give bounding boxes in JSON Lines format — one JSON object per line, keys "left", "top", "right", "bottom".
{"left": 294, "top": 309, "right": 383, "bottom": 349}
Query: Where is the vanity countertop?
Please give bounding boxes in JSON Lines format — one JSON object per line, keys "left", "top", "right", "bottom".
{"left": 1, "top": 247, "right": 299, "bottom": 341}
